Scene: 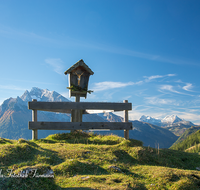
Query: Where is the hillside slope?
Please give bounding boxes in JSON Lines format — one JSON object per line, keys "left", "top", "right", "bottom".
{"left": 93, "top": 120, "right": 178, "bottom": 148}
{"left": 171, "top": 126, "right": 200, "bottom": 147}
{"left": 170, "top": 129, "right": 200, "bottom": 151}
{"left": 0, "top": 132, "right": 200, "bottom": 190}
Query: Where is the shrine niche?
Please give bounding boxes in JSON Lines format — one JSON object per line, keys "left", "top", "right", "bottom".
{"left": 64, "top": 59, "right": 94, "bottom": 99}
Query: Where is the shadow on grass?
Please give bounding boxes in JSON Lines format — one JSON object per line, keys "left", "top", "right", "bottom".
{"left": 0, "top": 140, "right": 64, "bottom": 167}
{"left": 113, "top": 146, "right": 200, "bottom": 172}
{"left": 0, "top": 177, "right": 100, "bottom": 190}
{"left": 0, "top": 138, "right": 13, "bottom": 144}
{"left": 54, "top": 160, "right": 108, "bottom": 177}
{"left": 112, "top": 149, "right": 144, "bottom": 179}
{"left": 137, "top": 147, "right": 200, "bottom": 170}
{"left": 36, "top": 139, "right": 57, "bottom": 144}
{"left": 113, "top": 149, "right": 137, "bottom": 164}
{"left": 60, "top": 188, "right": 96, "bottom": 190}
{"left": 0, "top": 177, "right": 59, "bottom": 190}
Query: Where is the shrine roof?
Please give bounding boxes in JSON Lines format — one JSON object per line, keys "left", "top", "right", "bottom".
{"left": 64, "top": 59, "right": 94, "bottom": 75}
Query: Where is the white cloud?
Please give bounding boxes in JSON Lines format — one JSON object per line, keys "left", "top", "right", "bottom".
{"left": 45, "top": 58, "right": 64, "bottom": 75}
{"left": 109, "top": 103, "right": 200, "bottom": 124}
{"left": 183, "top": 83, "right": 193, "bottom": 91}
{"left": 145, "top": 96, "right": 176, "bottom": 105}
{"left": 159, "top": 84, "right": 194, "bottom": 96}
{"left": 167, "top": 74, "right": 176, "bottom": 77}
{"left": 144, "top": 75, "right": 163, "bottom": 82}
{"left": 92, "top": 81, "right": 135, "bottom": 92}
{"left": 159, "top": 85, "right": 182, "bottom": 94}
{"left": 92, "top": 73, "right": 175, "bottom": 92}
{"left": 125, "top": 104, "right": 200, "bottom": 124}
{"left": 175, "top": 81, "right": 194, "bottom": 92}
{"left": 144, "top": 74, "right": 176, "bottom": 82}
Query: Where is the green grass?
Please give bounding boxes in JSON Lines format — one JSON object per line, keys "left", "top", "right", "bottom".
{"left": 185, "top": 143, "right": 200, "bottom": 153}
{"left": 171, "top": 126, "right": 200, "bottom": 146}
{"left": 170, "top": 129, "right": 200, "bottom": 152}
{"left": 0, "top": 131, "right": 200, "bottom": 189}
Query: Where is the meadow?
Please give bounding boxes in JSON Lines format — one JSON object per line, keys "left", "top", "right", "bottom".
{"left": 0, "top": 131, "right": 200, "bottom": 190}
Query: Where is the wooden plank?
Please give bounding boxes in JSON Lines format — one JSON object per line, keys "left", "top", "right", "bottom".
{"left": 28, "top": 102, "right": 132, "bottom": 112}
{"left": 29, "top": 122, "right": 132, "bottom": 130}
{"left": 124, "top": 100, "right": 129, "bottom": 140}
{"left": 32, "top": 99, "right": 38, "bottom": 140}
{"left": 71, "top": 94, "right": 82, "bottom": 132}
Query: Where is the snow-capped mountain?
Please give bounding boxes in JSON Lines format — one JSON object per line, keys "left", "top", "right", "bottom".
{"left": 0, "top": 87, "right": 190, "bottom": 147}
{"left": 140, "top": 115, "right": 162, "bottom": 126}
{"left": 0, "top": 87, "right": 70, "bottom": 114}
{"left": 161, "top": 115, "right": 183, "bottom": 124}
{"left": 97, "top": 112, "right": 124, "bottom": 122}
{"left": 20, "top": 87, "right": 70, "bottom": 102}
{"left": 0, "top": 87, "right": 180, "bottom": 147}
{"left": 139, "top": 114, "right": 194, "bottom": 127}
{"left": 0, "top": 87, "right": 115, "bottom": 140}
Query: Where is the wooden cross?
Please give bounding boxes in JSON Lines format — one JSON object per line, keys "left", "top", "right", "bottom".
{"left": 74, "top": 71, "right": 84, "bottom": 86}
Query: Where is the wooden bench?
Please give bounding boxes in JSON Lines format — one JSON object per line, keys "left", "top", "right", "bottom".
{"left": 28, "top": 100, "right": 132, "bottom": 140}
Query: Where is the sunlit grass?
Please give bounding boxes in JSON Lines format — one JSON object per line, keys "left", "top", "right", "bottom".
{"left": 0, "top": 131, "right": 200, "bottom": 189}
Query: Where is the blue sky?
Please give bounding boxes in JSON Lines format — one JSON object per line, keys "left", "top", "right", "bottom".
{"left": 0, "top": 0, "right": 200, "bottom": 124}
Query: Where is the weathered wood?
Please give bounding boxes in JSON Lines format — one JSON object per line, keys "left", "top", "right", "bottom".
{"left": 124, "top": 100, "right": 129, "bottom": 140}
{"left": 64, "top": 59, "right": 94, "bottom": 75}
{"left": 32, "top": 99, "right": 38, "bottom": 140}
{"left": 71, "top": 94, "right": 82, "bottom": 122}
{"left": 75, "top": 94, "right": 80, "bottom": 103}
{"left": 29, "top": 122, "right": 132, "bottom": 130}
{"left": 28, "top": 102, "right": 132, "bottom": 112}
{"left": 71, "top": 94, "right": 82, "bottom": 132}
{"left": 65, "top": 60, "right": 94, "bottom": 99}
{"left": 71, "top": 110, "right": 83, "bottom": 122}
{"left": 68, "top": 73, "right": 88, "bottom": 98}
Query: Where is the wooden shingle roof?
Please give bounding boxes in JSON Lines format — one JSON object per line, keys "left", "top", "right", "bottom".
{"left": 64, "top": 59, "right": 94, "bottom": 75}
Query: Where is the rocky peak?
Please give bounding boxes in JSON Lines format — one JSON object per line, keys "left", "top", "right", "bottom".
{"left": 161, "top": 115, "right": 183, "bottom": 124}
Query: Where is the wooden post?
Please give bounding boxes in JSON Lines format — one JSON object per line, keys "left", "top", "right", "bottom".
{"left": 75, "top": 94, "right": 80, "bottom": 103}
{"left": 124, "top": 100, "right": 129, "bottom": 139}
{"left": 71, "top": 94, "right": 82, "bottom": 132}
{"left": 32, "top": 99, "right": 38, "bottom": 140}
{"left": 71, "top": 94, "right": 82, "bottom": 122}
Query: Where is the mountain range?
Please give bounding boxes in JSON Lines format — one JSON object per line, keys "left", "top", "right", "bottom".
{"left": 139, "top": 115, "right": 194, "bottom": 127}
{"left": 0, "top": 87, "right": 196, "bottom": 148}
{"left": 139, "top": 115, "right": 195, "bottom": 136}
{"left": 0, "top": 87, "right": 107, "bottom": 140}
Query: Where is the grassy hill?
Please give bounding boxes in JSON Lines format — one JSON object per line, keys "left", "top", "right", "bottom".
{"left": 0, "top": 131, "right": 200, "bottom": 189}
{"left": 185, "top": 143, "right": 200, "bottom": 153}
{"left": 171, "top": 126, "right": 200, "bottom": 147}
{"left": 165, "top": 123, "right": 194, "bottom": 136}
{"left": 95, "top": 120, "right": 178, "bottom": 148}
{"left": 170, "top": 129, "right": 200, "bottom": 153}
